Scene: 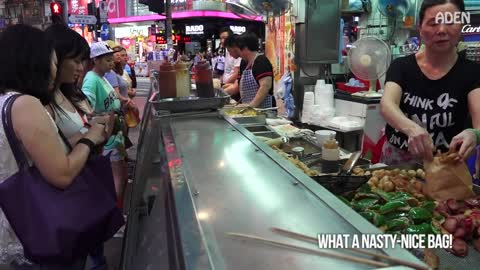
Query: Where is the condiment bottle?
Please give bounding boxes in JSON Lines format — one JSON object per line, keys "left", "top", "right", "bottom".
{"left": 195, "top": 60, "right": 215, "bottom": 98}
{"left": 322, "top": 137, "right": 340, "bottom": 161}
{"left": 175, "top": 60, "right": 190, "bottom": 97}
{"left": 158, "top": 61, "right": 177, "bottom": 99}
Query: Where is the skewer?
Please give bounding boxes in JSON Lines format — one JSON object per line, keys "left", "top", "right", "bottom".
{"left": 226, "top": 232, "right": 389, "bottom": 268}
{"left": 270, "top": 227, "right": 429, "bottom": 270}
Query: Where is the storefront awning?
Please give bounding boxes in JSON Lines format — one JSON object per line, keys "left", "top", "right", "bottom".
{"left": 108, "top": 10, "right": 262, "bottom": 24}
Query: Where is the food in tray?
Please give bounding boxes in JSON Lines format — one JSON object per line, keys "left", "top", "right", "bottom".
{"left": 432, "top": 196, "right": 480, "bottom": 257}
{"left": 271, "top": 145, "right": 319, "bottom": 176}
{"left": 342, "top": 184, "right": 441, "bottom": 269}
{"left": 340, "top": 186, "right": 437, "bottom": 235}
{"left": 223, "top": 107, "right": 258, "bottom": 116}
{"left": 351, "top": 167, "right": 426, "bottom": 199}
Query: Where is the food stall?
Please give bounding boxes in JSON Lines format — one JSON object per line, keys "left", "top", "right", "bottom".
{"left": 119, "top": 0, "right": 480, "bottom": 269}
{"left": 120, "top": 73, "right": 429, "bottom": 270}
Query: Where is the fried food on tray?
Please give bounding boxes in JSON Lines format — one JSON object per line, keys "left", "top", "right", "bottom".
{"left": 356, "top": 167, "right": 426, "bottom": 198}
{"left": 224, "top": 108, "right": 258, "bottom": 116}
{"left": 271, "top": 145, "right": 319, "bottom": 176}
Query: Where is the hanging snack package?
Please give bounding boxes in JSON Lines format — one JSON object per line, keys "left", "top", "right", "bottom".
{"left": 424, "top": 150, "right": 475, "bottom": 201}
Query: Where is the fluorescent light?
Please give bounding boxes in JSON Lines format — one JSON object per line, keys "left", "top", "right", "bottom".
{"left": 108, "top": 11, "right": 262, "bottom": 24}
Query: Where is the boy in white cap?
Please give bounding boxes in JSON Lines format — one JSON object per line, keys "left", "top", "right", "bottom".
{"left": 81, "top": 41, "right": 127, "bottom": 207}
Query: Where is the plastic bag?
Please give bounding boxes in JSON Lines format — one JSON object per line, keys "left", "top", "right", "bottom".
{"left": 424, "top": 151, "right": 475, "bottom": 201}
{"left": 125, "top": 105, "right": 140, "bottom": 128}
{"left": 280, "top": 71, "right": 295, "bottom": 119}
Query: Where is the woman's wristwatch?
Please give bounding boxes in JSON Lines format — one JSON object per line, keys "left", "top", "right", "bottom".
{"left": 77, "top": 138, "right": 95, "bottom": 152}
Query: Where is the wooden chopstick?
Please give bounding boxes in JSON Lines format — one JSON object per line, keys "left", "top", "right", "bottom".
{"left": 226, "top": 232, "right": 389, "bottom": 268}
{"left": 270, "top": 227, "right": 429, "bottom": 270}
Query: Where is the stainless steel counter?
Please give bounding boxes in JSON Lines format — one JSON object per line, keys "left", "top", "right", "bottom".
{"left": 122, "top": 108, "right": 426, "bottom": 270}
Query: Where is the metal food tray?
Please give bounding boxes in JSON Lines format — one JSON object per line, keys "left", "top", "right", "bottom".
{"left": 303, "top": 156, "right": 371, "bottom": 175}
{"left": 278, "top": 137, "right": 322, "bottom": 156}
{"left": 149, "top": 89, "right": 230, "bottom": 113}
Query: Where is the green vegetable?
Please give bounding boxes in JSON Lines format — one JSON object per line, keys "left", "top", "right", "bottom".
{"left": 406, "top": 223, "right": 433, "bottom": 234}
{"left": 421, "top": 201, "right": 436, "bottom": 212}
{"left": 390, "top": 192, "right": 413, "bottom": 201}
{"left": 431, "top": 223, "right": 442, "bottom": 234}
{"left": 386, "top": 217, "right": 410, "bottom": 231}
{"left": 384, "top": 211, "right": 408, "bottom": 221}
{"left": 408, "top": 207, "right": 433, "bottom": 224}
{"left": 353, "top": 192, "right": 380, "bottom": 201}
{"left": 337, "top": 196, "right": 350, "bottom": 206}
{"left": 380, "top": 201, "right": 410, "bottom": 214}
{"left": 373, "top": 213, "right": 386, "bottom": 227}
{"left": 371, "top": 189, "right": 395, "bottom": 201}
{"left": 352, "top": 198, "right": 379, "bottom": 211}
{"left": 359, "top": 211, "right": 375, "bottom": 222}
{"left": 357, "top": 184, "right": 372, "bottom": 194}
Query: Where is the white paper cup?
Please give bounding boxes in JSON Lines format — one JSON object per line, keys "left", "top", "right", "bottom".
{"left": 315, "top": 130, "right": 336, "bottom": 146}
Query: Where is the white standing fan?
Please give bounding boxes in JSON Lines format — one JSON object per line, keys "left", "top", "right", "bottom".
{"left": 347, "top": 36, "right": 391, "bottom": 98}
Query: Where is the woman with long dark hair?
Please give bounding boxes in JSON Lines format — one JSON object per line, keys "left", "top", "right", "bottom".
{"left": 44, "top": 24, "right": 113, "bottom": 146}
{"left": 0, "top": 24, "right": 106, "bottom": 269}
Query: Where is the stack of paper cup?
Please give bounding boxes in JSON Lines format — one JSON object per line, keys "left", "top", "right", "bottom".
{"left": 314, "top": 79, "right": 325, "bottom": 105}
{"left": 315, "top": 83, "right": 334, "bottom": 109}
{"left": 301, "top": 92, "right": 315, "bottom": 123}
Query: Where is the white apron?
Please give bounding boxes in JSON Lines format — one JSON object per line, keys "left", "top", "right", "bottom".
{"left": 239, "top": 55, "right": 272, "bottom": 109}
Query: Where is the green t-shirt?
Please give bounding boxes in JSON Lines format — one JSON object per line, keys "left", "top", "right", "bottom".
{"left": 82, "top": 71, "right": 121, "bottom": 114}
{"left": 82, "top": 71, "right": 123, "bottom": 152}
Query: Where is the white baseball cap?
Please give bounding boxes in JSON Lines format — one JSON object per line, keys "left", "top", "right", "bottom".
{"left": 90, "top": 41, "right": 114, "bottom": 59}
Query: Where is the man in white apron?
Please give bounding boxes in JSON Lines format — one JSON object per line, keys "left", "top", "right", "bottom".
{"left": 226, "top": 32, "right": 274, "bottom": 108}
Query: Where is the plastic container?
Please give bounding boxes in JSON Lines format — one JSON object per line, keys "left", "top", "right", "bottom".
{"left": 175, "top": 60, "right": 190, "bottom": 97}
{"left": 195, "top": 60, "right": 215, "bottom": 98}
{"left": 336, "top": 82, "right": 368, "bottom": 94}
{"left": 322, "top": 138, "right": 340, "bottom": 161}
{"left": 158, "top": 61, "right": 177, "bottom": 99}
{"left": 315, "top": 130, "right": 336, "bottom": 146}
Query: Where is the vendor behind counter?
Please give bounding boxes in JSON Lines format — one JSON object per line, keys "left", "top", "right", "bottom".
{"left": 225, "top": 32, "right": 276, "bottom": 108}
{"left": 379, "top": 0, "right": 480, "bottom": 165}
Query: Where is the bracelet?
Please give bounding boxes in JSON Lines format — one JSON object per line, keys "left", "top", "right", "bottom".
{"left": 467, "top": 128, "right": 480, "bottom": 145}
{"left": 77, "top": 138, "right": 95, "bottom": 152}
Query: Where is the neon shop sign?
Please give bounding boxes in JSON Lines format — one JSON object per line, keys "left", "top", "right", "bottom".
{"left": 230, "top": 25, "right": 246, "bottom": 34}
{"left": 186, "top": 25, "right": 204, "bottom": 35}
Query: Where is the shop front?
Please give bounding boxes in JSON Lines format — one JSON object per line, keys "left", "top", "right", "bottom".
{"left": 170, "top": 18, "right": 264, "bottom": 55}
{"left": 110, "top": 16, "right": 263, "bottom": 76}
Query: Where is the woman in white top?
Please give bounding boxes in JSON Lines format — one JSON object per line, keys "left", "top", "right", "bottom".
{"left": 44, "top": 24, "right": 113, "bottom": 145}
{"left": 44, "top": 23, "right": 116, "bottom": 270}
{"left": 0, "top": 25, "right": 106, "bottom": 269}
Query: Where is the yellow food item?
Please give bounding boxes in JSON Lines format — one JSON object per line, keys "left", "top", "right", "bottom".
{"left": 382, "top": 181, "right": 395, "bottom": 192}
{"left": 224, "top": 108, "right": 258, "bottom": 116}
{"left": 352, "top": 167, "right": 364, "bottom": 175}
{"left": 271, "top": 145, "right": 319, "bottom": 176}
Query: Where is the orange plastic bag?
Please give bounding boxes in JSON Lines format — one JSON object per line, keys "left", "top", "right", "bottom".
{"left": 424, "top": 151, "right": 475, "bottom": 201}
{"left": 125, "top": 106, "right": 140, "bottom": 128}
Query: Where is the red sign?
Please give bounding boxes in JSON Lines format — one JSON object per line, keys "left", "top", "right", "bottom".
{"left": 68, "top": 0, "right": 125, "bottom": 18}
{"left": 156, "top": 34, "right": 167, "bottom": 44}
